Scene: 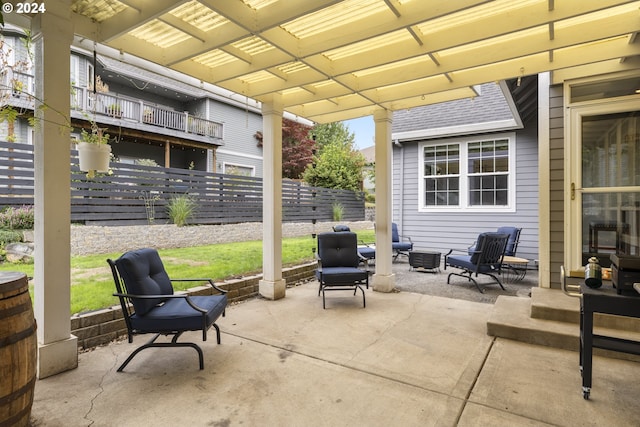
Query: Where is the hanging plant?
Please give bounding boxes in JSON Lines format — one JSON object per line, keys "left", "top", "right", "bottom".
{"left": 76, "top": 122, "right": 111, "bottom": 178}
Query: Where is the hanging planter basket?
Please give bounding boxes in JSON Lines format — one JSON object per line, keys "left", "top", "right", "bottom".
{"left": 77, "top": 142, "right": 111, "bottom": 172}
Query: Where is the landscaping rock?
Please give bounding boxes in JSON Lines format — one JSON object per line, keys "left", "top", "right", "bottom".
{"left": 6, "top": 242, "right": 35, "bottom": 262}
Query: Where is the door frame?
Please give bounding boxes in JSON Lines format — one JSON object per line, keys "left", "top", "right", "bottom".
{"left": 564, "top": 72, "right": 640, "bottom": 271}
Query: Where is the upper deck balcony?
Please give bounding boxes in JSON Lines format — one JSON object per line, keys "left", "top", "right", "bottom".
{"left": 1, "top": 70, "right": 224, "bottom": 143}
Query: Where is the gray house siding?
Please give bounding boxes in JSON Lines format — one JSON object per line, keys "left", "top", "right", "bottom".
{"left": 393, "top": 122, "right": 539, "bottom": 262}
{"left": 0, "top": 118, "right": 29, "bottom": 143}
{"left": 211, "top": 99, "right": 264, "bottom": 176}
{"left": 548, "top": 84, "right": 565, "bottom": 288}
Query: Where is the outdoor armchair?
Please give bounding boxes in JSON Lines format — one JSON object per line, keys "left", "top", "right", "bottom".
{"left": 468, "top": 227, "right": 522, "bottom": 257}
{"left": 444, "top": 232, "right": 509, "bottom": 293}
{"left": 392, "top": 222, "right": 413, "bottom": 261}
{"left": 107, "top": 248, "right": 227, "bottom": 372}
{"left": 316, "top": 232, "right": 369, "bottom": 308}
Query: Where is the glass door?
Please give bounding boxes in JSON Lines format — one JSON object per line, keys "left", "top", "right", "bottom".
{"left": 568, "top": 101, "right": 640, "bottom": 268}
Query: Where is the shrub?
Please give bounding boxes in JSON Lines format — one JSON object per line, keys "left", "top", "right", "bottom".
{"left": 167, "top": 195, "right": 197, "bottom": 226}
{"left": 0, "top": 229, "right": 23, "bottom": 247}
{"left": 0, "top": 205, "right": 34, "bottom": 230}
{"left": 332, "top": 202, "right": 344, "bottom": 221}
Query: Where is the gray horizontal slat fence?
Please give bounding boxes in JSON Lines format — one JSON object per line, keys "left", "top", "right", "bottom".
{"left": 0, "top": 140, "right": 364, "bottom": 225}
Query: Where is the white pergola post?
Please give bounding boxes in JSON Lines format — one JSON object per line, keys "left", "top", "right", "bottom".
{"left": 372, "top": 108, "right": 395, "bottom": 292}
{"left": 32, "top": 4, "right": 78, "bottom": 379}
{"left": 258, "top": 94, "right": 286, "bottom": 300}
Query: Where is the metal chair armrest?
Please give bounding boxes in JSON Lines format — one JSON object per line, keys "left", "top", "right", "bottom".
{"left": 170, "top": 278, "right": 227, "bottom": 294}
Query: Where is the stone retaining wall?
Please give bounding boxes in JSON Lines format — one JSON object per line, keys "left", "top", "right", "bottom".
{"left": 71, "top": 220, "right": 374, "bottom": 255}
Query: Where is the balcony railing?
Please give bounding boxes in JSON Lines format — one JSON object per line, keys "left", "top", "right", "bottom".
{"left": 0, "top": 70, "right": 35, "bottom": 102}
{"left": 1, "top": 74, "right": 223, "bottom": 140}
{"left": 71, "top": 86, "right": 223, "bottom": 139}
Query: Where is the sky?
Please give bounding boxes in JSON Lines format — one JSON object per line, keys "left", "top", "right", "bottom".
{"left": 342, "top": 116, "right": 375, "bottom": 150}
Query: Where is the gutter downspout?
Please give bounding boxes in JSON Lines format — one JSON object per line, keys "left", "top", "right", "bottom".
{"left": 394, "top": 139, "right": 404, "bottom": 228}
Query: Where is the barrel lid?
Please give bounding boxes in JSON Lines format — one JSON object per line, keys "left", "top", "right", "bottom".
{"left": 0, "top": 272, "right": 28, "bottom": 295}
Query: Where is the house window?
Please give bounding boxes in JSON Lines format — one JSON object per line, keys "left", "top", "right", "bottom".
{"left": 468, "top": 139, "right": 509, "bottom": 206}
{"left": 419, "top": 134, "right": 515, "bottom": 212}
{"left": 423, "top": 144, "right": 459, "bottom": 206}
{"left": 223, "top": 162, "right": 255, "bottom": 177}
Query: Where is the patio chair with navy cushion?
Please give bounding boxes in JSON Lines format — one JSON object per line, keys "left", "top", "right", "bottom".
{"left": 316, "top": 232, "right": 368, "bottom": 308}
{"left": 392, "top": 222, "right": 413, "bottom": 261}
{"left": 497, "top": 226, "right": 522, "bottom": 257}
{"left": 444, "top": 232, "right": 509, "bottom": 293}
{"left": 468, "top": 227, "right": 522, "bottom": 257}
{"left": 107, "top": 248, "right": 228, "bottom": 372}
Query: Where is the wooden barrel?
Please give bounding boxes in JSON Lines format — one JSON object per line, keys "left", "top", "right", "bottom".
{"left": 0, "top": 272, "right": 37, "bottom": 427}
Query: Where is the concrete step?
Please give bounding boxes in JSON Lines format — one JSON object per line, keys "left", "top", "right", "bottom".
{"left": 530, "top": 287, "right": 580, "bottom": 323}
{"left": 488, "top": 296, "right": 579, "bottom": 351}
{"left": 487, "top": 295, "right": 640, "bottom": 362}
{"left": 530, "top": 287, "right": 640, "bottom": 332}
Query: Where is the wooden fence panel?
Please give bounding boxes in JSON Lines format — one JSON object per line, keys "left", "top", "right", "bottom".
{"left": 0, "top": 141, "right": 364, "bottom": 225}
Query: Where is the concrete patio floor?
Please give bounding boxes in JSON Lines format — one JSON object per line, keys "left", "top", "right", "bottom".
{"left": 31, "top": 280, "right": 640, "bottom": 426}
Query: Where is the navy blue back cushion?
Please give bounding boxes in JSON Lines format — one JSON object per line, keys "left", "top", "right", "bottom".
{"left": 318, "top": 232, "right": 359, "bottom": 268}
{"left": 392, "top": 222, "right": 400, "bottom": 243}
{"left": 115, "top": 248, "right": 174, "bottom": 316}
{"left": 333, "top": 224, "right": 351, "bottom": 232}
{"left": 497, "top": 226, "right": 520, "bottom": 256}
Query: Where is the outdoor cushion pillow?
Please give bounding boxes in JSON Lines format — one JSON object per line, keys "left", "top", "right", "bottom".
{"left": 116, "top": 248, "right": 173, "bottom": 316}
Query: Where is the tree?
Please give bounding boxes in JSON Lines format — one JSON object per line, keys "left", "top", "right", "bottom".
{"left": 254, "top": 117, "right": 315, "bottom": 179}
{"left": 311, "top": 122, "right": 355, "bottom": 150}
{"left": 303, "top": 127, "right": 365, "bottom": 192}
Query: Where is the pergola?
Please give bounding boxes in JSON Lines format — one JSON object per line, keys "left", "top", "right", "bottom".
{"left": 4, "top": 0, "right": 639, "bottom": 377}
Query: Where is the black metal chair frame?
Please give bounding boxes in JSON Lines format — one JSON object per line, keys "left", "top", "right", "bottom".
{"left": 108, "top": 256, "right": 227, "bottom": 372}
{"left": 444, "top": 233, "right": 509, "bottom": 293}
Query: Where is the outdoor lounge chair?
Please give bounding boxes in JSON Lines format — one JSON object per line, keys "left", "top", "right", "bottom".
{"left": 392, "top": 222, "right": 413, "bottom": 261}
{"left": 316, "top": 232, "right": 369, "bottom": 308}
{"left": 469, "top": 227, "right": 522, "bottom": 257}
{"left": 444, "top": 232, "right": 509, "bottom": 293}
{"left": 107, "top": 248, "right": 228, "bottom": 372}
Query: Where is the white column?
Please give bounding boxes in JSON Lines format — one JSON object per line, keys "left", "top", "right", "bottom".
{"left": 32, "top": 4, "right": 78, "bottom": 378}
{"left": 259, "top": 94, "right": 286, "bottom": 299}
{"left": 538, "top": 72, "right": 551, "bottom": 288}
{"left": 373, "top": 109, "right": 395, "bottom": 292}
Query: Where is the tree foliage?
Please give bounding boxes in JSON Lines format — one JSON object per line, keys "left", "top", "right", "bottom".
{"left": 311, "top": 122, "right": 355, "bottom": 150}
{"left": 303, "top": 123, "right": 365, "bottom": 192}
{"left": 254, "top": 117, "right": 315, "bottom": 179}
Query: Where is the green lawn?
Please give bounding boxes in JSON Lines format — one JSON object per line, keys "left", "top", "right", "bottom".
{"left": 0, "top": 229, "right": 375, "bottom": 315}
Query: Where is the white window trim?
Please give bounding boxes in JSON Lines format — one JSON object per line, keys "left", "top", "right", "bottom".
{"left": 418, "top": 133, "right": 516, "bottom": 213}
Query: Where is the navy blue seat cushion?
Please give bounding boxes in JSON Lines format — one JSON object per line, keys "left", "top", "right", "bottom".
{"left": 316, "top": 267, "right": 368, "bottom": 285}
{"left": 446, "top": 254, "right": 500, "bottom": 273}
{"left": 358, "top": 247, "right": 376, "bottom": 259}
{"left": 317, "top": 232, "right": 360, "bottom": 268}
{"left": 130, "top": 294, "right": 227, "bottom": 332}
{"left": 392, "top": 242, "right": 413, "bottom": 251}
{"left": 333, "top": 225, "right": 351, "bottom": 232}
{"left": 115, "top": 248, "right": 174, "bottom": 316}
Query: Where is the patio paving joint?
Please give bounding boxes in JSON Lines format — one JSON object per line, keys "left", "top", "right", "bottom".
{"left": 454, "top": 336, "right": 497, "bottom": 424}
